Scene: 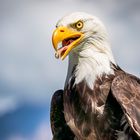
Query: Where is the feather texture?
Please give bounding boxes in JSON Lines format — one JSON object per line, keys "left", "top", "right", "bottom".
{"left": 50, "top": 12, "right": 140, "bottom": 140}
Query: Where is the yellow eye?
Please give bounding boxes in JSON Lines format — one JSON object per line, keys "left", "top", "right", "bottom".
{"left": 75, "top": 21, "right": 83, "bottom": 30}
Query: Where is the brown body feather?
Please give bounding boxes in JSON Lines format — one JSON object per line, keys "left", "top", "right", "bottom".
{"left": 51, "top": 64, "right": 140, "bottom": 140}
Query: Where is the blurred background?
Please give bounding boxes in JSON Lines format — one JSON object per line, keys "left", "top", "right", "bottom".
{"left": 0, "top": 0, "right": 140, "bottom": 140}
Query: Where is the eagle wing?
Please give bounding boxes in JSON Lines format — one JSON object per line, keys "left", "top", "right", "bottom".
{"left": 50, "top": 90, "right": 75, "bottom": 140}
{"left": 111, "top": 73, "right": 140, "bottom": 137}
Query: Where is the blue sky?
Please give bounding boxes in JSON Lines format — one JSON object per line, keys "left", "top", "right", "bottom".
{"left": 0, "top": 0, "right": 140, "bottom": 140}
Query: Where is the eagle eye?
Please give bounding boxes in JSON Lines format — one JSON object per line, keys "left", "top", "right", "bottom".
{"left": 74, "top": 20, "right": 83, "bottom": 30}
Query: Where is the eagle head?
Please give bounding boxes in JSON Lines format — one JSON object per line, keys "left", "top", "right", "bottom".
{"left": 52, "top": 12, "right": 111, "bottom": 60}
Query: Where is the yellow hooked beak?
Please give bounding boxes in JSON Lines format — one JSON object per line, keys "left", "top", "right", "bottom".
{"left": 52, "top": 26, "right": 84, "bottom": 60}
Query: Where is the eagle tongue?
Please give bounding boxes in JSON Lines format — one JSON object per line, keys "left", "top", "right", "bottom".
{"left": 62, "top": 39, "right": 74, "bottom": 47}
{"left": 55, "top": 39, "right": 74, "bottom": 59}
{"left": 55, "top": 45, "right": 69, "bottom": 59}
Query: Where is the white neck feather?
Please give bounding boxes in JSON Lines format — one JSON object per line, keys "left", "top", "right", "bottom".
{"left": 65, "top": 38, "right": 116, "bottom": 89}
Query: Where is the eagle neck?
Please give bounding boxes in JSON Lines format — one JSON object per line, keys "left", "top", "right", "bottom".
{"left": 65, "top": 44, "right": 116, "bottom": 89}
{"left": 65, "top": 52, "right": 78, "bottom": 87}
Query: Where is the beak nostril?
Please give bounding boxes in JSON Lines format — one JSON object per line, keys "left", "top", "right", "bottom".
{"left": 60, "top": 29, "right": 64, "bottom": 32}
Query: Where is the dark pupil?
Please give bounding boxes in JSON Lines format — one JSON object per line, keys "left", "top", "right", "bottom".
{"left": 78, "top": 23, "right": 81, "bottom": 26}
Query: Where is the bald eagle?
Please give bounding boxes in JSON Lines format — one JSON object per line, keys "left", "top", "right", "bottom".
{"left": 50, "top": 12, "right": 140, "bottom": 140}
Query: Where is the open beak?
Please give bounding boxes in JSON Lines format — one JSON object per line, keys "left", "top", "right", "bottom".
{"left": 52, "top": 26, "right": 84, "bottom": 60}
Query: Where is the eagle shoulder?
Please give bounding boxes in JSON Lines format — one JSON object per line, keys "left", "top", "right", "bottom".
{"left": 111, "top": 73, "right": 140, "bottom": 138}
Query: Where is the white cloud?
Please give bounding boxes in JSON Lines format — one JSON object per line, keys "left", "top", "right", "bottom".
{"left": 7, "top": 121, "right": 52, "bottom": 140}
{"left": 0, "top": 96, "right": 17, "bottom": 116}
{"left": 32, "top": 121, "right": 52, "bottom": 140}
